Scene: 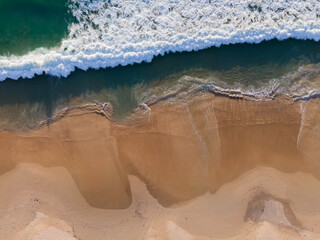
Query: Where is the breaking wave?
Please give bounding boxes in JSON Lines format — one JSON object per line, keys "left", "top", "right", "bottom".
{"left": 1, "top": 0, "right": 320, "bottom": 81}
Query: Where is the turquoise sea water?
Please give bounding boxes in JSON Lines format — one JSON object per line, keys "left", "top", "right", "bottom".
{"left": 1, "top": 0, "right": 320, "bottom": 129}
{"left": 1, "top": 39, "right": 320, "bottom": 129}
{"left": 0, "top": 0, "right": 69, "bottom": 55}
{"left": 1, "top": 0, "right": 320, "bottom": 80}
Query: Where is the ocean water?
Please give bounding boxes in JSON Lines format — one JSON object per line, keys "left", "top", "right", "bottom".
{"left": 1, "top": 39, "right": 320, "bottom": 129}
{"left": 1, "top": 0, "right": 320, "bottom": 80}
{"left": 1, "top": 0, "right": 320, "bottom": 129}
{"left": 0, "top": 0, "right": 70, "bottom": 55}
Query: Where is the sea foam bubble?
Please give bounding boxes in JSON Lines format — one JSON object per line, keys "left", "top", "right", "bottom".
{"left": 1, "top": 0, "right": 320, "bottom": 81}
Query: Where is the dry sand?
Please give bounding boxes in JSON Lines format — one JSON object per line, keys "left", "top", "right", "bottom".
{"left": 1, "top": 93, "right": 320, "bottom": 239}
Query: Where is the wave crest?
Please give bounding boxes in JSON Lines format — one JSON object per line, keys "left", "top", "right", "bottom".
{"left": 1, "top": 0, "right": 320, "bottom": 80}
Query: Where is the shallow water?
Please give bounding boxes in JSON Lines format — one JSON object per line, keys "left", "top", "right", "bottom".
{"left": 1, "top": 39, "right": 320, "bottom": 130}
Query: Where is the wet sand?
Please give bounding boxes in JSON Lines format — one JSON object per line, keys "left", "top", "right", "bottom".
{"left": 1, "top": 93, "right": 320, "bottom": 239}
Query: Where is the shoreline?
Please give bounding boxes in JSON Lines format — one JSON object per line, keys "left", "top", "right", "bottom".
{"left": 1, "top": 92, "right": 320, "bottom": 239}
{"left": 1, "top": 93, "right": 320, "bottom": 202}
{"left": 0, "top": 86, "right": 314, "bottom": 133}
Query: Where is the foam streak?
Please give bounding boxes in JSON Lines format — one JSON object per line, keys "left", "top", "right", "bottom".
{"left": 1, "top": 0, "right": 320, "bottom": 81}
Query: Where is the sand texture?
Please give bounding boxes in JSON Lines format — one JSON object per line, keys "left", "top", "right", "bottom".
{"left": 1, "top": 93, "right": 320, "bottom": 239}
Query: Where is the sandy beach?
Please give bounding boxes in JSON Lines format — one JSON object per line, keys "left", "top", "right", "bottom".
{"left": 2, "top": 0, "right": 320, "bottom": 239}
{"left": 1, "top": 92, "right": 320, "bottom": 239}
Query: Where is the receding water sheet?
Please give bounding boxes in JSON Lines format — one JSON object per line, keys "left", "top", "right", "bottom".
{"left": 1, "top": 1, "right": 320, "bottom": 240}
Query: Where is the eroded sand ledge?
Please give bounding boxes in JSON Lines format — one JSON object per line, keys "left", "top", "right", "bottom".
{"left": 1, "top": 93, "right": 320, "bottom": 239}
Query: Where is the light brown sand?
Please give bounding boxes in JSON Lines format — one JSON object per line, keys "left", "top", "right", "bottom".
{"left": 1, "top": 164, "right": 320, "bottom": 240}
{"left": 1, "top": 93, "right": 320, "bottom": 239}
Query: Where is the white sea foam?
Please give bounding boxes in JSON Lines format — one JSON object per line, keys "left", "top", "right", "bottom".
{"left": 139, "top": 63, "right": 320, "bottom": 105}
{"left": 1, "top": 0, "right": 320, "bottom": 81}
